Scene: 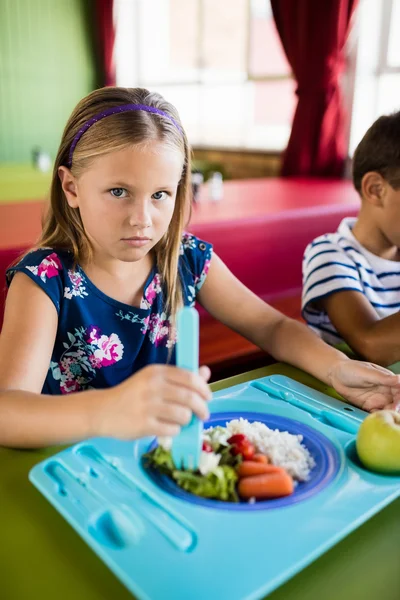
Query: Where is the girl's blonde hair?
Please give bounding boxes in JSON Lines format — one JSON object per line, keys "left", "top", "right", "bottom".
{"left": 38, "top": 87, "right": 192, "bottom": 321}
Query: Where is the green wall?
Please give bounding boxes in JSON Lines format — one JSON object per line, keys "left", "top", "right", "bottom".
{"left": 0, "top": 0, "right": 99, "bottom": 163}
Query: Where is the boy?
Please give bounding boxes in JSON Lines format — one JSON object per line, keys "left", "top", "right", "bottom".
{"left": 302, "top": 112, "right": 400, "bottom": 367}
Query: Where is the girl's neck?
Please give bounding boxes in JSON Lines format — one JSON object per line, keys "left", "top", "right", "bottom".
{"left": 83, "top": 251, "right": 153, "bottom": 279}
{"left": 81, "top": 251, "right": 155, "bottom": 308}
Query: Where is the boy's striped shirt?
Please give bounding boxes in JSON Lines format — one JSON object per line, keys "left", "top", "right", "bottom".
{"left": 302, "top": 217, "right": 400, "bottom": 344}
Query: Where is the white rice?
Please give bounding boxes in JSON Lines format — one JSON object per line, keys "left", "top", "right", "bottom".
{"left": 206, "top": 418, "right": 315, "bottom": 481}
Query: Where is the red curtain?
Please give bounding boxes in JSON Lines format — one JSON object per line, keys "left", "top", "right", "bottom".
{"left": 270, "top": 0, "right": 358, "bottom": 177}
{"left": 96, "top": 0, "right": 116, "bottom": 87}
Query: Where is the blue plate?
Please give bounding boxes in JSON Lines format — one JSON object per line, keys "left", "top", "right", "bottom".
{"left": 146, "top": 411, "right": 341, "bottom": 510}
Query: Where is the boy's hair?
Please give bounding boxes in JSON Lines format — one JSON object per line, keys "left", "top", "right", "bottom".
{"left": 37, "top": 87, "right": 191, "bottom": 321}
{"left": 352, "top": 111, "right": 400, "bottom": 193}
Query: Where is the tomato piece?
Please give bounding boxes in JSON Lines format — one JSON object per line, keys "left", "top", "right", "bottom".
{"left": 239, "top": 440, "right": 255, "bottom": 460}
{"left": 227, "top": 434, "right": 246, "bottom": 444}
{"left": 230, "top": 439, "right": 255, "bottom": 460}
{"left": 202, "top": 441, "right": 213, "bottom": 453}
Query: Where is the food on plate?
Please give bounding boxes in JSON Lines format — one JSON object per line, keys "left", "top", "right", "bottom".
{"left": 236, "top": 461, "right": 281, "bottom": 477}
{"left": 356, "top": 410, "right": 400, "bottom": 474}
{"left": 238, "top": 469, "right": 294, "bottom": 500}
{"left": 143, "top": 418, "right": 316, "bottom": 503}
{"left": 227, "top": 434, "right": 255, "bottom": 460}
{"left": 251, "top": 454, "right": 269, "bottom": 464}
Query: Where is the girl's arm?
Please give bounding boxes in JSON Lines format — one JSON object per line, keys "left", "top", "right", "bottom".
{"left": 0, "top": 274, "right": 210, "bottom": 447}
{"left": 198, "top": 254, "right": 400, "bottom": 411}
{"left": 0, "top": 387, "right": 103, "bottom": 447}
{"left": 0, "top": 273, "right": 103, "bottom": 446}
{"left": 0, "top": 273, "right": 59, "bottom": 391}
{"left": 197, "top": 255, "right": 346, "bottom": 382}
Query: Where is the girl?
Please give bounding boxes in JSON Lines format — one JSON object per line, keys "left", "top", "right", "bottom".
{"left": 0, "top": 87, "right": 399, "bottom": 449}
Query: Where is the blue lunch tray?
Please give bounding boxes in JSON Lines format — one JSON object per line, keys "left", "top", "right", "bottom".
{"left": 29, "top": 375, "right": 400, "bottom": 600}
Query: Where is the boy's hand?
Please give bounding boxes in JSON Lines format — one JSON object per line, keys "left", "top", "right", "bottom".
{"left": 328, "top": 360, "right": 400, "bottom": 412}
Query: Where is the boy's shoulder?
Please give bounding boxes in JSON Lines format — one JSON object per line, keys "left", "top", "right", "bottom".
{"left": 304, "top": 231, "right": 352, "bottom": 263}
{"left": 305, "top": 230, "right": 350, "bottom": 253}
{"left": 304, "top": 219, "right": 362, "bottom": 265}
{"left": 305, "top": 232, "right": 338, "bottom": 249}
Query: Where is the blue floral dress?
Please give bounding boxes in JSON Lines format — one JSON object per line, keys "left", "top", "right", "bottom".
{"left": 6, "top": 234, "right": 212, "bottom": 395}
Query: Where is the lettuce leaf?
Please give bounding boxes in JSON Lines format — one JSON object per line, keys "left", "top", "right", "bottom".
{"left": 173, "top": 465, "right": 238, "bottom": 502}
{"left": 142, "top": 445, "right": 175, "bottom": 475}
{"left": 143, "top": 446, "right": 239, "bottom": 502}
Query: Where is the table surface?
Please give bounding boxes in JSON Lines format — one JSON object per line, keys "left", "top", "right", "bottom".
{"left": 0, "top": 177, "right": 360, "bottom": 249}
{"left": 1, "top": 362, "right": 399, "bottom": 600}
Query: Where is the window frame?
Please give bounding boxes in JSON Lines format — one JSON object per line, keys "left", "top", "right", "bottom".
{"left": 115, "top": 0, "right": 292, "bottom": 87}
{"left": 114, "top": 0, "right": 294, "bottom": 151}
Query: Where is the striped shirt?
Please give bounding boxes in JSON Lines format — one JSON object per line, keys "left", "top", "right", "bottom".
{"left": 302, "top": 217, "right": 400, "bottom": 344}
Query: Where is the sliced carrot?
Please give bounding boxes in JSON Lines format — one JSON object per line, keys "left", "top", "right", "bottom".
{"left": 251, "top": 454, "right": 269, "bottom": 464}
{"left": 238, "top": 471, "right": 294, "bottom": 500}
{"left": 237, "top": 461, "right": 281, "bottom": 478}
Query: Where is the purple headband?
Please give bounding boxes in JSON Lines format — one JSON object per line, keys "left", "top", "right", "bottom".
{"left": 67, "top": 103, "right": 183, "bottom": 167}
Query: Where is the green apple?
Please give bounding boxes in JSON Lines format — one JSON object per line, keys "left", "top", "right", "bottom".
{"left": 356, "top": 410, "right": 400, "bottom": 474}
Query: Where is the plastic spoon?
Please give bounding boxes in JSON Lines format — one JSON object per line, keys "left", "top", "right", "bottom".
{"left": 171, "top": 307, "right": 203, "bottom": 471}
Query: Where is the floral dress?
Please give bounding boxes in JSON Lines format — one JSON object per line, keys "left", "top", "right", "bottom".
{"left": 6, "top": 234, "right": 213, "bottom": 395}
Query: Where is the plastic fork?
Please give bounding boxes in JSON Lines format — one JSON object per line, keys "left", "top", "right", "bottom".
{"left": 171, "top": 307, "right": 203, "bottom": 471}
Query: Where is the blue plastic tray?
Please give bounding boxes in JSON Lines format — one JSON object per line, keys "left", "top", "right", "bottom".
{"left": 30, "top": 375, "right": 400, "bottom": 600}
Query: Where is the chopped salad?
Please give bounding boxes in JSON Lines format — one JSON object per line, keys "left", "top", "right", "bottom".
{"left": 143, "top": 418, "right": 316, "bottom": 503}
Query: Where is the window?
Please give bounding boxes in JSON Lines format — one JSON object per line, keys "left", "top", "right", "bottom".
{"left": 349, "top": 0, "right": 400, "bottom": 153}
{"left": 114, "top": 0, "right": 295, "bottom": 150}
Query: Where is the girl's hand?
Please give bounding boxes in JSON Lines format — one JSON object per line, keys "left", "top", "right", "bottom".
{"left": 93, "top": 364, "right": 211, "bottom": 440}
{"left": 328, "top": 360, "right": 400, "bottom": 412}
